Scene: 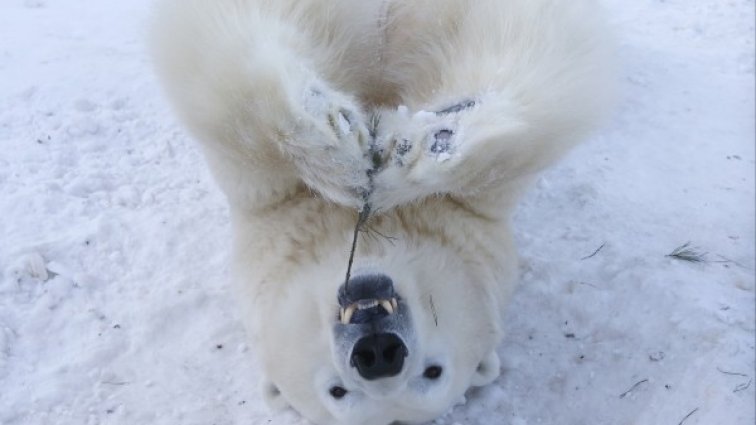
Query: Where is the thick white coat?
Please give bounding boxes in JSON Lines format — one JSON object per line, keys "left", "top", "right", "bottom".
{"left": 151, "top": 1, "right": 612, "bottom": 423}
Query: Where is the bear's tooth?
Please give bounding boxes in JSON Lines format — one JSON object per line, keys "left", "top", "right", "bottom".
{"left": 342, "top": 305, "right": 356, "bottom": 324}
{"left": 391, "top": 298, "right": 398, "bottom": 310}
{"left": 380, "top": 299, "right": 394, "bottom": 314}
{"left": 357, "top": 300, "right": 378, "bottom": 310}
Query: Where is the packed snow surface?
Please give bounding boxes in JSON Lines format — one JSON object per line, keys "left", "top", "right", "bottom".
{"left": 0, "top": 0, "right": 753, "bottom": 424}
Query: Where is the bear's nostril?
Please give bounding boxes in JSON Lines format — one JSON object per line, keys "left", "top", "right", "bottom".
{"left": 382, "top": 343, "right": 401, "bottom": 363}
{"left": 351, "top": 333, "right": 407, "bottom": 380}
{"left": 355, "top": 350, "right": 376, "bottom": 367}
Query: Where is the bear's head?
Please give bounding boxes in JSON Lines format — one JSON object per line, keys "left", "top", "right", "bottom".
{"left": 252, "top": 239, "right": 508, "bottom": 425}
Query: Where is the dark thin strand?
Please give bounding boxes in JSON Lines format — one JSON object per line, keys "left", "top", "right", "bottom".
{"left": 619, "top": 379, "right": 648, "bottom": 399}
{"left": 430, "top": 295, "right": 438, "bottom": 327}
{"left": 712, "top": 254, "right": 747, "bottom": 269}
{"left": 581, "top": 242, "right": 606, "bottom": 260}
{"left": 364, "top": 224, "right": 397, "bottom": 245}
{"left": 677, "top": 408, "right": 699, "bottom": 425}
{"left": 344, "top": 204, "right": 371, "bottom": 293}
{"left": 716, "top": 367, "right": 749, "bottom": 377}
{"left": 344, "top": 111, "right": 385, "bottom": 294}
{"left": 734, "top": 379, "right": 752, "bottom": 393}
{"left": 666, "top": 242, "right": 707, "bottom": 263}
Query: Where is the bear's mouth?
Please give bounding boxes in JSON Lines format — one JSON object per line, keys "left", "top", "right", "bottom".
{"left": 337, "top": 273, "right": 400, "bottom": 325}
{"left": 333, "top": 275, "right": 414, "bottom": 383}
{"left": 339, "top": 297, "right": 399, "bottom": 325}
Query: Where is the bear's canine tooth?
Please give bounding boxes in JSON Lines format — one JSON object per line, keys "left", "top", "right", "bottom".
{"left": 341, "top": 305, "right": 356, "bottom": 324}
{"left": 390, "top": 298, "right": 398, "bottom": 310}
{"left": 380, "top": 299, "right": 394, "bottom": 314}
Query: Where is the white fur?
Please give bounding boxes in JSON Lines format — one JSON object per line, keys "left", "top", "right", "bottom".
{"left": 151, "top": 1, "right": 613, "bottom": 424}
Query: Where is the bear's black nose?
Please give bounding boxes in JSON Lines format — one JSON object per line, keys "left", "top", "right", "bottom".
{"left": 351, "top": 333, "right": 407, "bottom": 380}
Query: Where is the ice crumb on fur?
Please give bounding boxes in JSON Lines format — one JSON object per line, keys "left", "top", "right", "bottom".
{"left": 412, "top": 110, "right": 436, "bottom": 122}
{"left": 303, "top": 86, "right": 328, "bottom": 115}
{"left": 436, "top": 152, "right": 452, "bottom": 162}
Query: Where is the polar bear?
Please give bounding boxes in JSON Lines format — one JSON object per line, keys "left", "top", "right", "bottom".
{"left": 151, "top": 1, "right": 612, "bottom": 424}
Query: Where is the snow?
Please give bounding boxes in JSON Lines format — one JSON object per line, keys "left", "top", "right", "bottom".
{"left": 0, "top": 0, "right": 753, "bottom": 424}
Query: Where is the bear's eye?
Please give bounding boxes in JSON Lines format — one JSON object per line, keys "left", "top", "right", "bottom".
{"left": 423, "top": 365, "right": 443, "bottom": 380}
{"left": 329, "top": 386, "right": 348, "bottom": 399}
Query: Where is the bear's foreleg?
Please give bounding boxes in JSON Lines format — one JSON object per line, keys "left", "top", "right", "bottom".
{"left": 369, "top": 93, "right": 542, "bottom": 211}
{"left": 152, "top": 3, "right": 373, "bottom": 210}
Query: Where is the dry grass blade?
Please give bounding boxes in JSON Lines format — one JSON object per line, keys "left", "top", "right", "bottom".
{"left": 677, "top": 408, "right": 699, "bottom": 425}
{"left": 734, "top": 379, "right": 752, "bottom": 393}
{"left": 716, "top": 367, "right": 749, "bottom": 377}
{"left": 581, "top": 242, "right": 606, "bottom": 260}
{"left": 666, "top": 242, "right": 707, "bottom": 263}
{"left": 343, "top": 204, "right": 372, "bottom": 293}
{"left": 619, "top": 379, "right": 648, "bottom": 399}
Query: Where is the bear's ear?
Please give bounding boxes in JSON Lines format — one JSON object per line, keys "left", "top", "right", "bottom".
{"left": 261, "top": 379, "right": 289, "bottom": 411}
{"left": 471, "top": 350, "right": 501, "bottom": 387}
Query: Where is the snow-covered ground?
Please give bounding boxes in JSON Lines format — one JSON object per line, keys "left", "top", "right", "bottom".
{"left": 0, "top": 0, "right": 753, "bottom": 424}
